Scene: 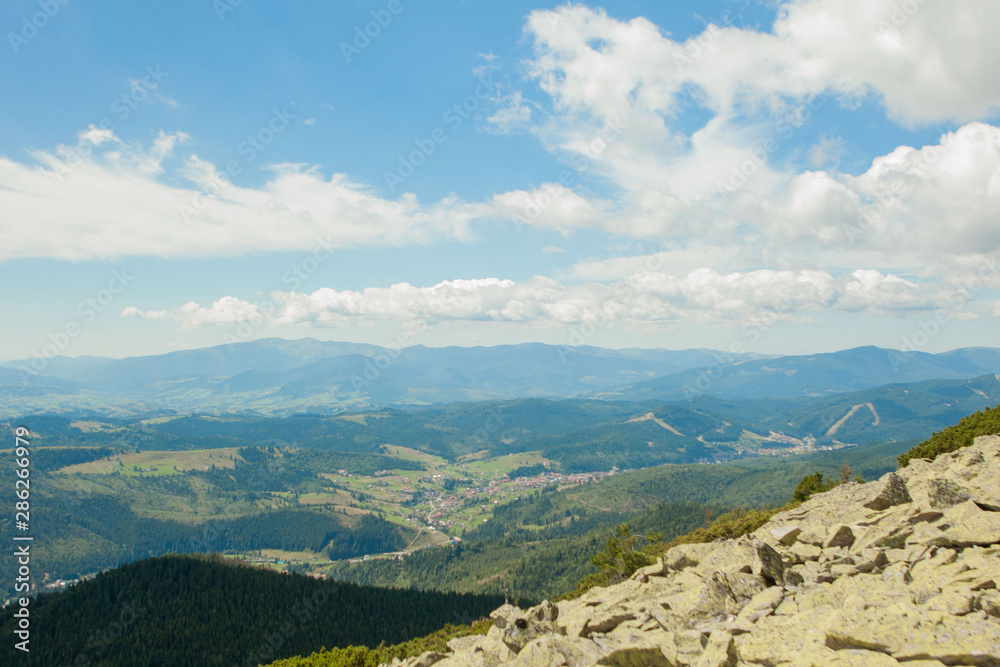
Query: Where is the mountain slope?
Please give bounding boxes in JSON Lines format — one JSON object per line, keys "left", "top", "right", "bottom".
{"left": 603, "top": 345, "right": 1000, "bottom": 400}
{"left": 759, "top": 372, "right": 1000, "bottom": 444}
{"left": 0, "top": 555, "right": 504, "bottom": 667}
{"left": 360, "top": 433, "right": 1000, "bottom": 666}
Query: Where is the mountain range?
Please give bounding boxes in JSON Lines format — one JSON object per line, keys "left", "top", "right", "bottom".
{"left": 3, "top": 339, "right": 1000, "bottom": 418}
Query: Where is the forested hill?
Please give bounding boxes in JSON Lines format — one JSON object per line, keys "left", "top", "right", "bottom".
{"left": 0, "top": 554, "right": 504, "bottom": 667}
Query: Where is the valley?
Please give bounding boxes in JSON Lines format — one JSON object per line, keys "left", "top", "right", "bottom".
{"left": 1, "top": 340, "right": 998, "bottom": 665}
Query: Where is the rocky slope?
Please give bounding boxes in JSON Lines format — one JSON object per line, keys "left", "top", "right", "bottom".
{"left": 387, "top": 435, "right": 1000, "bottom": 666}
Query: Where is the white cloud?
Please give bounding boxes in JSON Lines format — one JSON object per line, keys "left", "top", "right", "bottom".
{"left": 490, "top": 183, "right": 610, "bottom": 232}
{"left": 499, "top": 2, "right": 1000, "bottom": 263}
{"left": 843, "top": 123, "right": 1000, "bottom": 256}
{"left": 3, "top": 0, "right": 999, "bottom": 330}
{"left": 122, "top": 297, "right": 264, "bottom": 327}
{"left": 485, "top": 91, "right": 534, "bottom": 135}
{"left": 0, "top": 128, "right": 485, "bottom": 261}
{"left": 502, "top": 120, "right": 1000, "bottom": 269}
{"left": 808, "top": 135, "right": 846, "bottom": 170}
{"left": 526, "top": 1, "right": 1000, "bottom": 128}
{"left": 125, "top": 267, "right": 957, "bottom": 330}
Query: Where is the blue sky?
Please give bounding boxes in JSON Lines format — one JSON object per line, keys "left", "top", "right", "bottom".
{"left": 1, "top": 0, "right": 998, "bottom": 361}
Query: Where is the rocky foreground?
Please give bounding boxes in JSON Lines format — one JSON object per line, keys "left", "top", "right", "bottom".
{"left": 387, "top": 436, "right": 1000, "bottom": 666}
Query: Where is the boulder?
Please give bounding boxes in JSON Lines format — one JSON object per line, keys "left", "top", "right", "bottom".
{"left": 662, "top": 542, "right": 717, "bottom": 573}
{"left": 694, "top": 630, "right": 736, "bottom": 667}
{"left": 770, "top": 525, "right": 802, "bottom": 546}
{"left": 863, "top": 472, "right": 912, "bottom": 511}
{"left": 927, "top": 478, "right": 974, "bottom": 509}
{"left": 824, "top": 525, "right": 856, "bottom": 549}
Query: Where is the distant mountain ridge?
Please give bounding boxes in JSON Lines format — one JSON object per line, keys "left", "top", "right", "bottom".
{"left": 597, "top": 345, "right": 1000, "bottom": 401}
{"left": 0, "top": 338, "right": 767, "bottom": 416}
{"left": 1, "top": 339, "right": 998, "bottom": 418}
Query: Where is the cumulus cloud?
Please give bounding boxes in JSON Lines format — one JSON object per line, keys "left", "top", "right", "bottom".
{"left": 0, "top": 127, "right": 485, "bottom": 261}
{"left": 525, "top": 1, "right": 1000, "bottom": 128}
{"left": 843, "top": 123, "right": 1000, "bottom": 256}
{"left": 123, "top": 267, "right": 957, "bottom": 330}
{"left": 122, "top": 297, "right": 264, "bottom": 327}
{"left": 3, "top": 0, "right": 999, "bottom": 330}
{"left": 497, "top": 2, "right": 1000, "bottom": 264}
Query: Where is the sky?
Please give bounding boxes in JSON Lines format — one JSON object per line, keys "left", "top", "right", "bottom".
{"left": 1, "top": 0, "right": 999, "bottom": 361}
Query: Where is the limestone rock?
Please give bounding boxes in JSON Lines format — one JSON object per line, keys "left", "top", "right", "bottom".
{"left": 790, "top": 541, "right": 822, "bottom": 564}
{"left": 407, "top": 652, "right": 447, "bottom": 667}
{"left": 937, "top": 500, "right": 1000, "bottom": 547}
{"left": 735, "top": 586, "right": 784, "bottom": 624}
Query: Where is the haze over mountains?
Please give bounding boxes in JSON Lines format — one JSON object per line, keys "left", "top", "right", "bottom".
{"left": 3, "top": 339, "right": 1000, "bottom": 418}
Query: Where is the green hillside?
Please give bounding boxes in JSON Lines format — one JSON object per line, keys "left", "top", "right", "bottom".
{"left": 0, "top": 555, "right": 503, "bottom": 667}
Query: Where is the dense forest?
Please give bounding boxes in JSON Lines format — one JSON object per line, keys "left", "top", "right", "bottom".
{"left": 0, "top": 440, "right": 421, "bottom": 597}
{"left": 0, "top": 555, "right": 503, "bottom": 667}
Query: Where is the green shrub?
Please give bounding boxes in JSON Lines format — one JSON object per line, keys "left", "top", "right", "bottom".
{"left": 658, "top": 507, "right": 782, "bottom": 551}
{"left": 557, "top": 524, "right": 662, "bottom": 601}
{"left": 265, "top": 619, "right": 492, "bottom": 667}
{"left": 791, "top": 472, "right": 834, "bottom": 502}
{"left": 898, "top": 405, "right": 1000, "bottom": 466}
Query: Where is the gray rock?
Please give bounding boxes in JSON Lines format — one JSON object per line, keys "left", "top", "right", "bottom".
{"left": 825, "top": 524, "right": 856, "bottom": 549}
{"left": 770, "top": 525, "right": 802, "bottom": 546}
{"left": 863, "top": 472, "right": 913, "bottom": 511}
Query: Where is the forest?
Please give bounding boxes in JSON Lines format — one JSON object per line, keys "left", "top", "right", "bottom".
{"left": 0, "top": 554, "right": 504, "bottom": 667}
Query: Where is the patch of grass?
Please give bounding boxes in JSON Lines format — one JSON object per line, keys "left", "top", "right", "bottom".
{"left": 57, "top": 448, "right": 241, "bottom": 476}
